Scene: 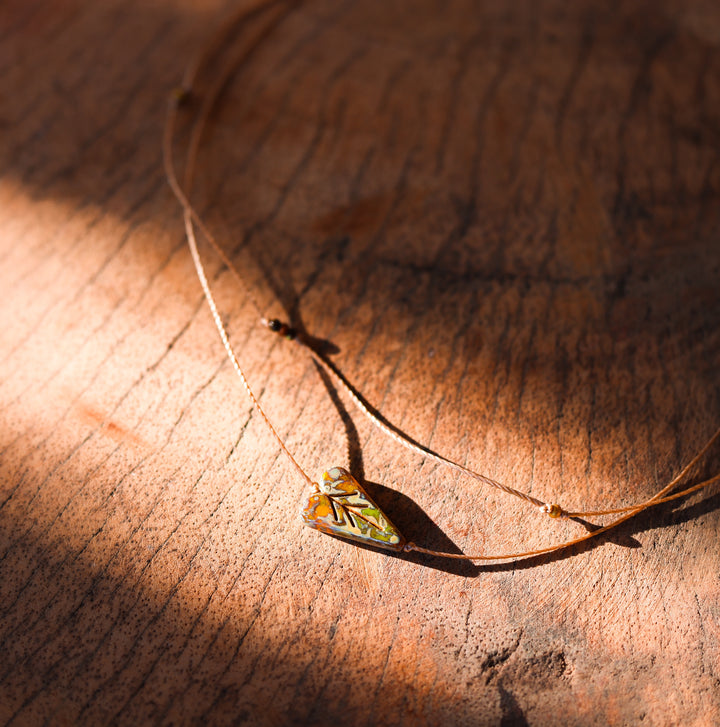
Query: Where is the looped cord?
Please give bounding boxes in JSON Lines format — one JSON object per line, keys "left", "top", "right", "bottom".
{"left": 163, "top": 0, "right": 720, "bottom": 562}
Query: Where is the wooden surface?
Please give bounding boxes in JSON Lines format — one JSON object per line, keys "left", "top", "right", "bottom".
{"left": 2, "top": 1, "right": 720, "bottom": 725}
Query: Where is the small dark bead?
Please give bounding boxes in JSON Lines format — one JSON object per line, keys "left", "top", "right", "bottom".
{"left": 267, "top": 319, "right": 282, "bottom": 332}
{"left": 172, "top": 86, "right": 192, "bottom": 106}
{"left": 285, "top": 328, "right": 297, "bottom": 340}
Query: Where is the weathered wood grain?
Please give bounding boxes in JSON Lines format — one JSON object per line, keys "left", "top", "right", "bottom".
{"left": 1, "top": 0, "right": 720, "bottom": 725}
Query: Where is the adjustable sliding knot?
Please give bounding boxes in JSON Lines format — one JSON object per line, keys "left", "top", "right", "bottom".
{"left": 540, "top": 503, "right": 564, "bottom": 519}
{"left": 262, "top": 317, "right": 297, "bottom": 340}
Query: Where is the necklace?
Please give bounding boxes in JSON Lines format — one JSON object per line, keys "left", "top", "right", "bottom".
{"left": 163, "top": 0, "right": 720, "bottom": 563}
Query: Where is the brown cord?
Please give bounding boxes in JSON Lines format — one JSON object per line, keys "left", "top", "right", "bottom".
{"left": 402, "top": 464, "right": 720, "bottom": 561}
{"left": 163, "top": 0, "right": 314, "bottom": 489}
{"left": 563, "top": 426, "right": 720, "bottom": 517}
{"left": 163, "top": 0, "right": 720, "bottom": 562}
{"left": 163, "top": 1, "right": 554, "bottom": 515}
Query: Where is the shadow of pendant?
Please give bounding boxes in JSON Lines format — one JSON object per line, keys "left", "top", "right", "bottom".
{"left": 300, "top": 467, "right": 406, "bottom": 551}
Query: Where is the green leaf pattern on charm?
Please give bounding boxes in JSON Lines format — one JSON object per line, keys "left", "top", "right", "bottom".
{"left": 300, "top": 467, "right": 405, "bottom": 551}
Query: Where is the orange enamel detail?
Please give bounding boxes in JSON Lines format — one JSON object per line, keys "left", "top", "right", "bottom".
{"left": 300, "top": 467, "right": 405, "bottom": 551}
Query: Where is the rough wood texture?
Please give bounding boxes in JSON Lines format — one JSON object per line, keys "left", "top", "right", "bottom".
{"left": 2, "top": 1, "right": 720, "bottom": 725}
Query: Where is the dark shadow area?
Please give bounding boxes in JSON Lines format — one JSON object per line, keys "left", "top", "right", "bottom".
{"left": 319, "top": 483, "right": 482, "bottom": 577}
{"left": 2, "top": 0, "right": 719, "bottom": 437}
{"left": 499, "top": 684, "right": 530, "bottom": 727}
{"left": 314, "top": 356, "right": 720, "bottom": 575}
{"left": 313, "top": 363, "right": 365, "bottom": 480}
{"left": 477, "top": 480, "right": 720, "bottom": 574}
{"left": 314, "top": 360, "right": 481, "bottom": 576}
{"left": 254, "top": 235, "right": 350, "bottom": 358}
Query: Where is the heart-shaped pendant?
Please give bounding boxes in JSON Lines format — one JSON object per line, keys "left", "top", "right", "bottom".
{"left": 301, "top": 467, "right": 405, "bottom": 551}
